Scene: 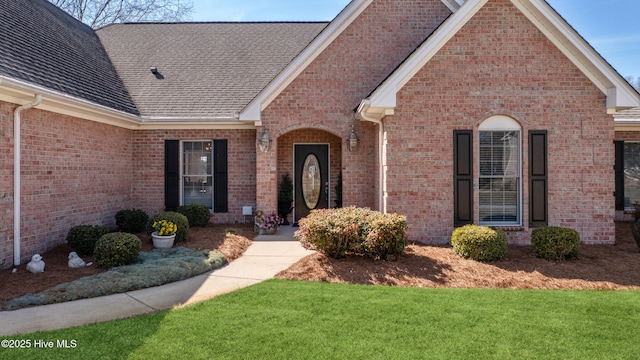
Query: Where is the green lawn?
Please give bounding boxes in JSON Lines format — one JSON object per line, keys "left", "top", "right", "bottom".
{"left": 2, "top": 280, "right": 639, "bottom": 359}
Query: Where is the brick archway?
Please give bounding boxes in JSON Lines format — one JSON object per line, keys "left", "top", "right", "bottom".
{"left": 276, "top": 129, "right": 342, "bottom": 223}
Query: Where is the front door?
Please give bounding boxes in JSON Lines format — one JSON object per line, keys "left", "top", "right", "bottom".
{"left": 294, "top": 144, "right": 329, "bottom": 224}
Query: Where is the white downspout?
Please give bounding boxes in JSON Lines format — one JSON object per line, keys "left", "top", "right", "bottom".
{"left": 356, "top": 100, "right": 387, "bottom": 213}
{"left": 13, "top": 94, "right": 42, "bottom": 267}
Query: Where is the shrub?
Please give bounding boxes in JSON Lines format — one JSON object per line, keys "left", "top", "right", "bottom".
{"left": 451, "top": 225, "right": 507, "bottom": 262}
{"left": 531, "top": 226, "right": 580, "bottom": 260}
{"left": 296, "top": 206, "right": 407, "bottom": 260}
{"left": 115, "top": 208, "right": 149, "bottom": 233}
{"left": 176, "top": 204, "right": 210, "bottom": 227}
{"left": 94, "top": 232, "right": 141, "bottom": 268}
{"left": 66, "top": 225, "right": 110, "bottom": 256}
{"left": 147, "top": 211, "right": 189, "bottom": 242}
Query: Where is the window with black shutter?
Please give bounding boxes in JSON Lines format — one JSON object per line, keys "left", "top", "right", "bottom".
{"left": 454, "top": 130, "right": 473, "bottom": 226}
{"left": 615, "top": 141, "right": 624, "bottom": 211}
{"left": 529, "top": 131, "right": 548, "bottom": 227}
{"left": 164, "top": 140, "right": 180, "bottom": 211}
{"left": 477, "top": 116, "right": 522, "bottom": 226}
{"left": 213, "top": 139, "right": 228, "bottom": 213}
{"left": 620, "top": 142, "right": 640, "bottom": 209}
{"left": 165, "top": 139, "right": 228, "bottom": 213}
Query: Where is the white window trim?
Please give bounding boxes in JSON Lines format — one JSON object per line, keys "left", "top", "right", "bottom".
{"left": 478, "top": 116, "right": 522, "bottom": 226}
{"left": 180, "top": 140, "right": 214, "bottom": 210}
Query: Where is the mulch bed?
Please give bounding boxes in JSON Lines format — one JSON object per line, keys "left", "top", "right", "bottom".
{"left": 0, "top": 224, "right": 253, "bottom": 309}
{"left": 276, "top": 222, "right": 640, "bottom": 290}
{"left": 2, "top": 222, "right": 639, "bottom": 311}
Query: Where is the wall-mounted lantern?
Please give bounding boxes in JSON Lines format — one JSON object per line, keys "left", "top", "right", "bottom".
{"left": 347, "top": 127, "right": 359, "bottom": 152}
{"left": 258, "top": 128, "right": 272, "bottom": 153}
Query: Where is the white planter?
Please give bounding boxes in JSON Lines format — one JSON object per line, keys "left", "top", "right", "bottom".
{"left": 152, "top": 232, "right": 176, "bottom": 248}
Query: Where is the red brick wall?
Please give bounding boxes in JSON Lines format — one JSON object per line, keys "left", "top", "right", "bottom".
{"left": 615, "top": 131, "right": 640, "bottom": 141}
{"left": 388, "top": 0, "right": 613, "bottom": 244}
{"left": 131, "top": 129, "right": 256, "bottom": 224}
{"left": 260, "top": 0, "right": 451, "bottom": 213}
{"left": 0, "top": 101, "right": 14, "bottom": 267}
{"left": 1, "top": 101, "right": 135, "bottom": 267}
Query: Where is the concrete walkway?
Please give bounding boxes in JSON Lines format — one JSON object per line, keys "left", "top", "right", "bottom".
{"left": 0, "top": 226, "right": 312, "bottom": 336}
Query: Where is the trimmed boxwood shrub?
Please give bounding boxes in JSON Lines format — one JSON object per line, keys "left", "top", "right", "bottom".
{"left": 147, "top": 211, "right": 189, "bottom": 242}
{"left": 451, "top": 224, "right": 507, "bottom": 262}
{"left": 531, "top": 226, "right": 580, "bottom": 260}
{"left": 94, "top": 232, "right": 141, "bottom": 268}
{"left": 296, "top": 206, "right": 407, "bottom": 260}
{"left": 115, "top": 208, "right": 149, "bottom": 233}
{"left": 66, "top": 225, "right": 110, "bottom": 256}
{"left": 177, "top": 204, "right": 211, "bottom": 227}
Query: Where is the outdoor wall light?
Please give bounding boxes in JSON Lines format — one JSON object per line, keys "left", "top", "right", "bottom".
{"left": 348, "top": 127, "right": 359, "bottom": 152}
{"left": 258, "top": 128, "right": 272, "bottom": 153}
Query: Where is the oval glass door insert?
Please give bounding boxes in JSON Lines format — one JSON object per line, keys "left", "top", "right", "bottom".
{"left": 302, "top": 154, "right": 321, "bottom": 209}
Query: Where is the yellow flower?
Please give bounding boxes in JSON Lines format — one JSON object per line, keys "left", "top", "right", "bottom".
{"left": 153, "top": 220, "right": 177, "bottom": 236}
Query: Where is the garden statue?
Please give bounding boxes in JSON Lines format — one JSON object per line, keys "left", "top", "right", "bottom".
{"left": 254, "top": 210, "right": 265, "bottom": 234}
{"left": 26, "top": 254, "right": 45, "bottom": 273}
{"left": 68, "top": 251, "right": 93, "bottom": 268}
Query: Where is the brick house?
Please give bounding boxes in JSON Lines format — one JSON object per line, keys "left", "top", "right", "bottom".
{"left": 2, "top": 0, "right": 639, "bottom": 268}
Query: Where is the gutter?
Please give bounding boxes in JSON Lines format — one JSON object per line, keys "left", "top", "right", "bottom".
{"left": 0, "top": 77, "right": 256, "bottom": 130}
{"left": 13, "top": 94, "right": 42, "bottom": 267}
{"left": 356, "top": 100, "right": 387, "bottom": 213}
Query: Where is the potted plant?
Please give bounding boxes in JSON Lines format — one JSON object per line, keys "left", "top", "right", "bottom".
{"left": 260, "top": 212, "right": 282, "bottom": 235}
{"left": 278, "top": 173, "right": 294, "bottom": 225}
{"left": 151, "top": 220, "right": 177, "bottom": 248}
{"left": 334, "top": 170, "right": 343, "bottom": 208}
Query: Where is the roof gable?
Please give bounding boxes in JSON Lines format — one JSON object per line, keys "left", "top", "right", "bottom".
{"left": 359, "top": 0, "right": 640, "bottom": 119}
{"left": 239, "top": 0, "right": 375, "bottom": 122}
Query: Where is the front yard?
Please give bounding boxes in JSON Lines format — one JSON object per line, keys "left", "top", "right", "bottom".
{"left": 1, "top": 280, "right": 638, "bottom": 359}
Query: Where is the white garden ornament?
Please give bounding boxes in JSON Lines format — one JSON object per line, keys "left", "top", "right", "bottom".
{"left": 26, "top": 254, "right": 45, "bottom": 273}
{"left": 68, "top": 251, "right": 93, "bottom": 268}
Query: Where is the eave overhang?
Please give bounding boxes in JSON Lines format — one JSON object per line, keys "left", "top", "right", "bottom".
{"left": 0, "top": 77, "right": 255, "bottom": 130}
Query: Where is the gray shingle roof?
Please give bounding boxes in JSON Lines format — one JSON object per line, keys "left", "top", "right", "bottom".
{"left": 96, "top": 22, "right": 327, "bottom": 118}
{"left": 0, "top": 0, "right": 138, "bottom": 115}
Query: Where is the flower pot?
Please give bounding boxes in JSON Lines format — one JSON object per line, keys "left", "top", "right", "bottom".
{"left": 260, "top": 228, "right": 278, "bottom": 235}
{"left": 152, "top": 232, "right": 176, "bottom": 248}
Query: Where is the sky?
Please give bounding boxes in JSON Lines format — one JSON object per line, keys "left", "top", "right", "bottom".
{"left": 191, "top": 0, "right": 640, "bottom": 78}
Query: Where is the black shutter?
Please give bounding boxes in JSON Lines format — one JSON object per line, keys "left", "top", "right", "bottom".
{"left": 615, "top": 141, "right": 624, "bottom": 211}
{"left": 454, "top": 130, "right": 473, "bottom": 226}
{"left": 529, "top": 131, "right": 548, "bottom": 227}
{"left": 164, "top": 140, "right": 180, "bottom": 211}
{"left": 213, "top": 139, "right": 228, "bottom": 213}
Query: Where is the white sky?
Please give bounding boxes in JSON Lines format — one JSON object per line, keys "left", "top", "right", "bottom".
{"left": 191, "top": 0, "right": 640, "bottom": 78}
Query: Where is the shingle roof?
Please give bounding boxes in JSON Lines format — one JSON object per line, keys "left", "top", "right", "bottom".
{"left": 97, "top": 22, "right": 327, "bottom": 118}
{"left": 0, "top": 0, "right": 138, "bottom": 115}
